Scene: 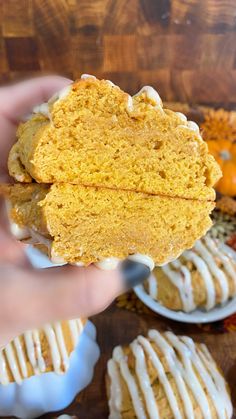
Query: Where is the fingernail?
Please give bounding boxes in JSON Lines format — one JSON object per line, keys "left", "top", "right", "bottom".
{"left": 121, "top": 259, "right": 151, "bottom": 290}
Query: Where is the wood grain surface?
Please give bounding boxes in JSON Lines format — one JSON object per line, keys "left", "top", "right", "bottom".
{"left": 0, "top": 0, "right": 236, "bottom": 104}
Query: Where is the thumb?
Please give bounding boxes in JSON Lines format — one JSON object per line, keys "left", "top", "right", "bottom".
{"left": 0, "top": 75, "right": 72, "bottom": 122}
{"left": 0, "top": 261, "right": 150, "bottom": 343}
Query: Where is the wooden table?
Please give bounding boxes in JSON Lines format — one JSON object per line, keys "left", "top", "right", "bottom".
{"left": 44, "top": 304, "right": 236, "bottom": 419}
{"left": 1, "top": 0, "right": 236, "bottom": 106}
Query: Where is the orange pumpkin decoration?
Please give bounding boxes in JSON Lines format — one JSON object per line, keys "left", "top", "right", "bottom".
{"left": 207, "top": 139, "right": 236, "bottom": 196}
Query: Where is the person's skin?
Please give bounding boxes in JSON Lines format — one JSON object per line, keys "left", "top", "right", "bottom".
{"left": 0, "top": 76, "right": 128, "bottom": 347}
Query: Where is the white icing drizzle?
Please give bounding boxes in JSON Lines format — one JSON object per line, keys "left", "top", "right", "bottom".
{"left": 128, "top": 254, "right": 155, "bottom": 271}
{"left": 148, "top": 330, "right": 194, "bottom": 418}
{"left": 106, "top": 79, "right": 116, "bottom": 87}
{"left": 96, "top": 254, "right": 155, "bottom": 271}
{"left": 183, "top": 250, "right": 216, "bottom": 310}
{"left": 131, "top": 339, "right": 159, "bottom": 419}
{"left": 204, "top": 236, "right": 236, "bottom": 292}
{"left": 33, "top": 102, "right": 50, "bottom": 118}
{"left": 109, "top": 330, "right": 232, "bottom": 419}
{"left": 9, "top": 222, "right": 30, "bottom": 240}
{"left": 113, "top": 346, "right": 147, "bottom": 419}
{"left": 187, "top": 120, "right": 200, "bottom": 133}
{"left": 147, "top": 274, "right": 158, "bottom": 299}
{"left": 127, "top": 94, "right": 134, "bottom": 112}
{"left": 54, "top": 322, "right": 69, "bottom": 372}
{"left": 0, "top": 351, "right": 9, "bottom": 386}
{"left": 73, "top": 261, "right": 85, "bottom": 267}
{"left": 57, "top": 416, "right": 77, "bottom": 419}
{"left": 181, "top": 336, "right": 228, "bottom": 419}
{"left": 81, "top": 73, "right": 97, "bottom": 80}
{"left": 13, "top": 337, "right": 28, "bottom": 378}
{"left": 148, "top": 236, "right": 235, "bottom": 311}
{"left": 5, "top": 343, "right": 22, "bottom": 384}
{"left": 57, "top": 85, "right": 72, "bottom": 100}
{"left": 175, "top": 112, "right": 187, "bottom": 122}
{"left": 194, "top": 240, "right": 229, "bottom": 303}
{"left": 14, "top": 173, "right": 27, "bottom": 182}
{"left": 137, "top": 336, "right": 182, "bottom": 419}
{"left": 165, "top": 332, "right": 212, "bottom": 419}
{"left": 134, "top": 86, "right": 163, "bottom": 109}
{"left": 107, "top": 359, "right": 122, "bottom": 419}
{"left": 198, "top": 344, "right": 233, "bottom": 419}
{"left": 43, "top": 324, "right": 63, "bottom": 374}
{"left": 48, "top": 85, "right": 72, "bottom": 106}
{"left": 95, "top": 257, "right": 120, "bottom": 270}
{"left": 162, "top": 261, "right": 195, "bottom": 312}
{"left": 0, "top": 319, "right": 84, "bottom": 385}
{"left": 24, "top": 331, "right": 38, "bottom": 374}
{"left": 32, "top": 329, "right": 46, "bottom": 373}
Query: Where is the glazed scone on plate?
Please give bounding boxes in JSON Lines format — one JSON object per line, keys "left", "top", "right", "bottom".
{"left": 3, "top": 183, "right": 214, "bottom": 266}
{"left": 107, "top": 329, "right": 233, "bottom": 418}
{"left": 0, "top": 318, "right": 85, "bottom": 385}
{"left": 5, "top": 76, "right": 221, "bottom": 267}
{"left": 144, "top": 235, "right": 236, "bottom": 312}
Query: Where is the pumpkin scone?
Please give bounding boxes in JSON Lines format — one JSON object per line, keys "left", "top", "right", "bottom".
{"left": 107, "top": 329, "right": 233, "bottom": 418}
{"left": 0, "top": 318, "right": 85, "bottom": 385}
{"left": 144, "top": 235, "right": 236, "bottom": 312}
{"left": 5, "top": 76, "right": 221, "bottom": 267}
{"left": 8, "top": 76, "right": 221, "bottom": 200}
{"left": 4, "top": 183, "right": 214, "bottom": 266}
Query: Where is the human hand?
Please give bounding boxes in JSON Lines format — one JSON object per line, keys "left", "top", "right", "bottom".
{"left": 0, "top": 76, "right": 150, "bottom": 346}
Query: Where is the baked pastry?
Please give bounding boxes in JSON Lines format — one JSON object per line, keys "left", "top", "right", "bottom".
{"left": 8, "top": 76, "right": 220, "bottom": 200}
{"left": 3, "top": 183, "right": 214, "bottom": 266}
{"left": 144, "top": 235, "right": 236, "bottom": 312}
{"left": 107, "top": 329, "right": 233, "bottom": 418}
{"left": 0, "top": 318, "right": 85, "bottom": 385}
{"left": 5, "top": 75, "right": 221, "bottom": 266}
{"left": 0, "top": 320, "right": 99, "bottom": 418}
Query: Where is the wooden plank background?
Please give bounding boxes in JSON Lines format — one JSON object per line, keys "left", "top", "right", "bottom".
{"left": 0, "top": 0, "right": 236, "bottom": 104}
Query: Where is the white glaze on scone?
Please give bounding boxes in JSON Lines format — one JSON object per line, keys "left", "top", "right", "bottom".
{"left": 0, "top": 319, "right": 84, "bottom": 385}
{"left": 108, "top": 330, "right": 233, "bottom": 419}
{"left": 147, "top": 236, "right": 236, "bottom": 312}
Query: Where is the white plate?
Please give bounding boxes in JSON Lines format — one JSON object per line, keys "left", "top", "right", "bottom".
{"left": 134, "top": 243, "right": 236, "bottom": 324}
{"left": 134, "top": 285, "right": 236, "bottom": 323}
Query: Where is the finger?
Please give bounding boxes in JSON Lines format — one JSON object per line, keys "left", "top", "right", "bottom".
{"left": 35, "top": 261, "right": 151, "bottom": 323}
{"left": 0, "top": 75, "right": 72, "bottom": 123}
{"left": 0, "top": 114, "right": 17, "bottom": 178}
{"left": 0, "top": 261, "right": 151, "bottom": 342}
